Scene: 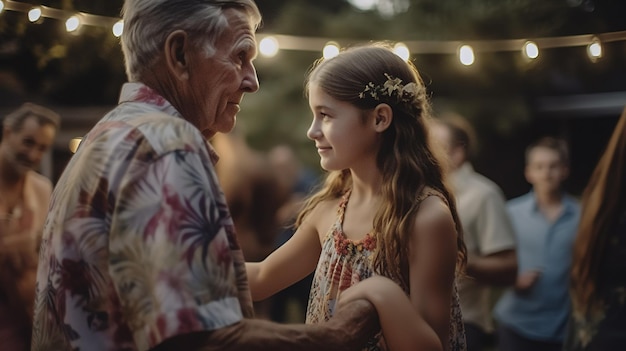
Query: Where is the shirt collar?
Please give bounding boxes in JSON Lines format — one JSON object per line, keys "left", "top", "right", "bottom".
{"left": 527, "top": 191, "right": 577, "bottom": 216}
{"left": 450, "top": 162, "right": 474, "bottom": 191}
{"left": 118, "top": 82, "right": 220, "bottom": 165}
{"left": 118, "top": 82, "right": 183, "bottom": 118}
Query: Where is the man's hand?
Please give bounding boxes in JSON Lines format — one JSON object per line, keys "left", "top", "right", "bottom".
{"left": 327, "top": 298, "right": 380, "bottom": 350}
{"left": 151, "top": 299, "right": 380, "bottom": 351}
{"left": 514, "top": 270, "right": 541, "bottom": 293}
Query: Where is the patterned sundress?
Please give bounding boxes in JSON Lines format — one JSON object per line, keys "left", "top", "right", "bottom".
{"left": 305, "top": 189, "right": 467, "bottom": 351}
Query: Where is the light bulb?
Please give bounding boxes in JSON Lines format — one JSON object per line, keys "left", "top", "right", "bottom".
{"left": 112, "top": 20, "right": 124, "bottom": 37}
{"left": 323, "top": 42, "right": 340, "bottom": 59}
{"left": 523, "top": 41, "right": 539, "bottom": 59}
{"left": 459, "top": 45, "right": 475, "bottom": 66}
{"left": 28, "top": 7, "right": 42, "bottom": 22}
{"left": 393, "top": 43, "right": 410, "bottom": 61}
{"left": 259, "top": 36, "right": 279, "bottom": 57}
{"left": 65, "top": 15, "right": 81, "bottom": 32}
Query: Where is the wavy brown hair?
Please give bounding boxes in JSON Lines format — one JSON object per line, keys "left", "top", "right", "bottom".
{"left": 570, "top": 107, "right": 626, "bottom": 315}
{"left": 296, "top": 43, "right": 467, "bottom": 290}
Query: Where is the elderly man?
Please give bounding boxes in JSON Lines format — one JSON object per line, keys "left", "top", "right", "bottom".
{"left": 0, "top": 103, "right": 58, "bottom": 350}
{"left": 31, "top": 1, "right": 378, "bottom": 351}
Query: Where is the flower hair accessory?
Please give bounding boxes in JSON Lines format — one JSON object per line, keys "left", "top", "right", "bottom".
{"left": 358, "top": 73, "right": 423, "bottom": 105}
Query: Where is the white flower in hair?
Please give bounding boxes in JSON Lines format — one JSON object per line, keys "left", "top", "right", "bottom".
{"left": 359, "top": 73, "right": 422, "bottom": 105}
{"left": 383, "top": 74, "right": 403, "bottom": 96}
{"left": 402, "top": 82, "right": 419, "bottom": 97}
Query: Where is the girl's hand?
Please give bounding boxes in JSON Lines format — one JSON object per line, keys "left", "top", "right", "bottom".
{"left": 337, "top": 276, "right": 400, "bottom": 310}
{"left": 338, "top": 276, "right": 443, "bottom": 351}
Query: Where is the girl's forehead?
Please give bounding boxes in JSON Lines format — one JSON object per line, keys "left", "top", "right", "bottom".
{"left": 308, "top": 84, "right": 332, "bottom": 103}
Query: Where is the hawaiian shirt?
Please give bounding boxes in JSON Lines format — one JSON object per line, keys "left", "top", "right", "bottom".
{"left": 31, "top": 83, "right": 254, "bottom": 351}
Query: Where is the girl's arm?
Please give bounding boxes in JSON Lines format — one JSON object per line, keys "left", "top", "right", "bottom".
{"left": 246, "top": 207, "right": 324, "bottom": 301}
{"left": 406, "top": 195, "right": 459, "bottom": 351}
{"left": 338, "top": 276, "right": 442, "bottom": 351}
{"left": 338, "top": 195, "right": 458, "bottom": 351}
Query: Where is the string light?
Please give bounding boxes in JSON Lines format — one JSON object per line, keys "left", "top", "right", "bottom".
{"left": 459, "top": 45, "right": 475, "bottom": 66}
{"left": 112, "top": 20, "right": 124, "bottom": 37}
{"left": 587, "top": 37, "right": 602, "bottom": 62}
{"left": 27, "top": 6, "right": 41, "bottom": 22}
{"left": 523, "top": 41, "right": 539, "bottom": 59}
{"left": 2, "top": 1, "right": 119, "bottom": 32}
{"left": 323, "top": 42, "right": 340, "bottom": 59}
{"left": 259, "top": 36, "right": 279, "bottom": 57}
{"left": 1, "top": 0, "right": 626, "bottom": 60}
{"left": 393, "top": 42, "right": 410, "bottom": 61}
{"left": 65, "top": 15, "right": 80, "bottom": 32}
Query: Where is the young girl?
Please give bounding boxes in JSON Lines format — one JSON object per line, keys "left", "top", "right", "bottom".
{"left": 246, "top": 43, "right": 467, "bottom": 351}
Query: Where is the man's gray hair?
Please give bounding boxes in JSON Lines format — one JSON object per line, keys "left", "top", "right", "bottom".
{"left": 121, "top": 0, "right": 262, "bottom": 81}
{"left": 3, "top": 103, "right": 60, "bottom": 131}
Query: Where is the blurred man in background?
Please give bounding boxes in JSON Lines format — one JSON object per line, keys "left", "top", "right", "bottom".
{"left": 0, "top": 102, "right": 58, "bottom": 351}
{"left": 431, "top": 114, "right": 518, "bottom": 351}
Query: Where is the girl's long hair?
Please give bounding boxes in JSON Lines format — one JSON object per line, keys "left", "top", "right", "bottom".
{"left": 570, "top": 107, "right": 626, "bottom": 315}
{"left": 296, "top": 43, "right": 467, "bottom": 290}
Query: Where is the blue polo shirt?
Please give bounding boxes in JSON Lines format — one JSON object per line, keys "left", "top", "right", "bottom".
{"left": 493, "top": 191, "right": 580, "bottom": 342}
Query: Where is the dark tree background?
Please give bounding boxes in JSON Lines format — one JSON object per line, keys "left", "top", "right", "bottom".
{"left": 1, "top": 0, "right": 625, "bottom": 197}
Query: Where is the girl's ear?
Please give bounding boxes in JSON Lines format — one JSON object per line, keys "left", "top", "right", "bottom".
{"left": 373, "top": 103, "right": 393, "bottom": 132}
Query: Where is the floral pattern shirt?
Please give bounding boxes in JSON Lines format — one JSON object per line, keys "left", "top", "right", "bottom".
{"left": 305, "top": 189, "right": 466, "bottom": 351}
{"left": 31, "top": 83, "right": 254, "bottom": 351}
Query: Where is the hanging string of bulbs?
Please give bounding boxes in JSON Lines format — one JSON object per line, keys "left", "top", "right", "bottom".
{"left": 2, "top": 0, "right": 625, "bottom": 65}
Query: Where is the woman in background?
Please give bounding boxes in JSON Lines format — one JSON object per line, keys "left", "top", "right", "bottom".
{"left": 565, "top": 107, "right": 626, "bottom": 350}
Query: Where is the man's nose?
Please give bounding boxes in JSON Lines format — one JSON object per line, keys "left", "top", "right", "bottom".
{"left": 242, "top": 63, "right": 259, "bottom": 93}
{"left": 27, "top": 148, "right": 44, "bottom": 164}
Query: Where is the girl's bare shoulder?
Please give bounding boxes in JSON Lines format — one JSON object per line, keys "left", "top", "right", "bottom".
{"left": 414, "top": 188, "right": 455, "bottom": 236}
{"left": 311, "top": 196, "right": 343, "bottom": 219}
{"left": 303, "top": 195, "right": 343, "bottom": 236}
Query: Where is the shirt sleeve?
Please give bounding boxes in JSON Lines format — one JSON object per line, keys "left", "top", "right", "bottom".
{"left": 111, "top": 149, "right": 243, "bottom": 349}
{"left": 475, "top": 187, "right": 517, "bottom": 256}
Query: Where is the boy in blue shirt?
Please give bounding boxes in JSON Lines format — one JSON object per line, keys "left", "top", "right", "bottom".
{"left": 494, "top": 137, "right": 581, "bottom": 351}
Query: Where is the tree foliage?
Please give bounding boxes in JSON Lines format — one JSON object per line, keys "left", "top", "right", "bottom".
{"left": 1, "top": 0, "right": 625, "bottom": 173}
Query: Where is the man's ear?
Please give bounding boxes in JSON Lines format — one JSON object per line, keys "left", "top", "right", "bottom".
{"left": 560, "top": 165, "right": 570, "bottom": 181}
{"left": 2, "top": 125, "right": 12, "bottom": 140}
{"left": 450, "top": 145, "right": 468, "bottom": 170}
{"left": 164, "top": 30, "right": 191, "bottom": 81}
{"left": 373, "top": 103, "right": 393, "bottom": 132}
{"left": 524, "top": 164, "right": 533, "bottom": 184}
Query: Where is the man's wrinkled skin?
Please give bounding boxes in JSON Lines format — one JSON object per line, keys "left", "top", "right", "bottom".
{"left": 153, "top": 299, "right": 380, "bottom": 351}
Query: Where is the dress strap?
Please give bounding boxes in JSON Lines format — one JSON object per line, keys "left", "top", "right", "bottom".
{"left": 336, "top": 189, "right": 352, "bottom": 225}
{"left": 416, "top": 189, "right": 448, "bottom": 206}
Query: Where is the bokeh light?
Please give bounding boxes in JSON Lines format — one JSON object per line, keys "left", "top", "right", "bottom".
{"left": 459, "top": 45, "right": 475, "bottom": 66}
{"left": 259, "top": 36, "right": 280, "bottom": 57}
